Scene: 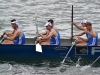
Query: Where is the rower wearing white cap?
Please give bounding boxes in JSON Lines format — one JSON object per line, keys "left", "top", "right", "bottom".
{"left": 48, "top": 19, "right": 60, "bottom": 45}
{"left": 37, "top": 22, "right": 59, "bottom": 45}
{"left": 1, "top": 19, "right": 25, "bottom": 44}
{"left": 71, "top": 20, "right": 88, "bottom": 45}
{"left": 76, "top": 22, "right": 98, "bottom": 46}
{"left": 73, "top": 20, "right": 87, "bottom": 31}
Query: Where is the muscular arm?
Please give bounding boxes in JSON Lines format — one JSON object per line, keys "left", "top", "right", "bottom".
{"left": 42, "top": 30, "right": 49, "bottom": 35}
{"left": 78, "top": 36, "right": 89, "bottom": 42}
{"left": 3, "top": 30, "right": 15, "bottom": 37}
{"left": 39, "top": 31, "right": 53, "bottom": 40}
{"left": 85, "top": 30, "right": 96, "bottom": 37}
{"left": 73, "top": 22, "right": 86, "bottom": 30}
{"left": 7, "top": 31, "right": 20, "bottom": 41}
{"left": 73, "top": 31, "right": 85, "bottom": 37}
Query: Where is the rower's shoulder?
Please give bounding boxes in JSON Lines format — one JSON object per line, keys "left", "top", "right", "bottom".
{"left": 16, "top": 29, "right": 22, "bottom": 33}
{"left": 53, "top": 26, "right": 58, "bottom": 32}
{"left": 83, "top": 27, "right": 87, "bottom": 30}
{"left": 92, "top": 29, "right": 97, "bottom": 33}
{"left": 53, "top": 26, "right": 58, "bottom": 30}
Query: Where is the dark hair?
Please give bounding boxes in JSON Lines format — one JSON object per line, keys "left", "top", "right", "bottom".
{"left": 48, "top": 19, "right": 54, "bottom": 24}
{"left": 11, "top": 19, "right": 16, "bottom": 22}
{"left": 86, "top": 22, "right": 92, "bottom": 26}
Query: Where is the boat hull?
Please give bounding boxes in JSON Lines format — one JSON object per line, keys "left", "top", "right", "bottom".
{"left": 0, "top": 45, "right": 100, "bottom": 59}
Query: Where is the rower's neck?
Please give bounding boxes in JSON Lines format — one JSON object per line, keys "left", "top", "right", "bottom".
{"left": 49, "top": 28, "right": 52, "bottom": 31}
{"left": 15, "top": 27, "right": 18, "bottom": 30}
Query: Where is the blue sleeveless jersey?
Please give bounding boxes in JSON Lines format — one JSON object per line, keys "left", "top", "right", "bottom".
{"left": 50, "top": 31, "right": 60, "bottom": 45}
{"left": 86, "top": 31, "right": 98, "bottom": 46}
{"left": 13, "top": 31, "right": 25, "bottom": 44}
{"left": 57, "top": 32, "right": 61, "bottom": 45}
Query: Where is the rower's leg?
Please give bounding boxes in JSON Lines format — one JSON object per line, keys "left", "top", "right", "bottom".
{"left": 76, "top": 37, "right": 87, "bottom": 44}
{"left": 41, "top": 40, "right": 50, "bottom": 45}
{"left": 36, "top": 38, "right": 41, "bottom": 44}
{"left": 76, "top": 42, "right": 87, "bottom": 46}
{"left": 2, "top": 40, "right": 13, "bottom": 44}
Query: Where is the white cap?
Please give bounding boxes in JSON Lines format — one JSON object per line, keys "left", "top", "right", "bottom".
{"left": 45, "top": 22, "right": 52, "bottom": 26}
{"left": 11, "top": 21, "right": 19, "bottom": 26}
{"left": 81, "top": 20, "right": 87, "bottom": 24}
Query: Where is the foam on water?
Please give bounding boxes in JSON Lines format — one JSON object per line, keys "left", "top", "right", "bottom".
{"left": 1, "top": 64, "right": 100, "bottom": 75}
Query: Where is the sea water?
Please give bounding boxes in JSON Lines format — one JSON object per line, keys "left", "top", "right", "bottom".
{"left": 0, "top": 0, "right": 100, "bottom": 75}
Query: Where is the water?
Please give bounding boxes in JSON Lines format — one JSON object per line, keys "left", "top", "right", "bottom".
{"left": 0, "top": 58, "right": 100, "bottom": 75}
{"left": 0, "top": 0, "right": 100, "bottom": 75}
{"left": 0, "top": 0, "right": 100, "bottom": 38}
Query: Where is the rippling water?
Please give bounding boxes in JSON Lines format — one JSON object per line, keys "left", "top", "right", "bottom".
{"left": 0, "top": 0, "right": 100, "bottom": 38}
{"left": 0, "top": 57, "right": 100, "bottom": 75}
{"left": 0, "top": 0, "right": 100, "bottom": 75}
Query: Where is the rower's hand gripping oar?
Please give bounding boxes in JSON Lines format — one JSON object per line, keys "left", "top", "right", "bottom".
{"left": 35, "top": 13, "right": 42, "bottom": 53}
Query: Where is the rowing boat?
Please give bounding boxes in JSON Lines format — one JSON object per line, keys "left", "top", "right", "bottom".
{"left": 0, "top": 38, "right": 100, "bottom": 60}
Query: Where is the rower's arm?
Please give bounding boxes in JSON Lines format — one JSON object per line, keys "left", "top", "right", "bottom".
{"left": 78, "top": 36, "right": 89, "bottom": 42}
{"left": 41, "top": 30, "right": 48, "bottom": 35}
{"left": 7, "top": 31, "right": 19, "bottom": 41}
{"left": 73, "top": 31, "right": 85, "bottom": 37}
{"left": 3, "top": 30, "right": 15, "bottom": 37}
{"left": 84, "top": 30, "right": 96, "bottom": 37}
{"left": 41, "top": 31, "right": 53, "bottom": 40}
{"left": 73, "top": 22, "right": 85, "bottom": 30}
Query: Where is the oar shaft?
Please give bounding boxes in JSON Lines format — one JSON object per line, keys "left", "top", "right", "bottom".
{"left": 0, "top": 38, "right": 4, "bottom": 44}
{"left": 91, "top": 56, "right": 100, "bottom": 66}
{"left": 71, "top": 5, "right": 73, "bottom": 41}
{"left": 62, "top": 44, "right": 74, "bottom": 63}
{"left": 36, "top": 18, "right": 38, "bottom": 31}
{"left": 62, "top": 38, "right": 77, "bottom": 64}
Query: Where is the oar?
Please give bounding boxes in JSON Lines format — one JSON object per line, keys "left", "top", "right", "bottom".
{"left": 35, "top": 13, "right": 42, "bottom": 53}
{"left": 0, "top": 36, "right": 4, "bottom": 44}
{"left": 61, "top": 5, "right": 75, "bottom": 64}
{"left": 61, "top": 38, "right": 77, "bottom": 64}
{"left": 80, "top": 56, "right": 100, "bottom": 71}
{"left": 71, "top": 5, "right": 73, "bottom": 42}
{"left": 0, "top": 38, "right": 4, "bottom": 44}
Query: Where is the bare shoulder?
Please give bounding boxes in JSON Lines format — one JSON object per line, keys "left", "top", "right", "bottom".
{"left": 53, "top": 26, "right": 58, "bottom": 32}
{"left": 15, "top": 29, "right": 22, "bottom": 35}
{"left": 53, "top": 26, "right": 58, "bottom": 30}
{"left": 83, "top": 27, "right": 87, "bottom": 30}
{"left": 92, "top": 29, "right": 97, "bottom": 33}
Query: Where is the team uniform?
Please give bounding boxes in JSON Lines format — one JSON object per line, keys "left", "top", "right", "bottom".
{"left": 13, "top": 29, "right": 25, "bottom": 44}
{"left": 50, "top": 29, "right": 60, "bottom": 45}
{"left": 86, "top": 30, "right": 98, "bottom": 46}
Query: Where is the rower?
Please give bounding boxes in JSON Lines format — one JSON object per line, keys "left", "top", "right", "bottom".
{"left": 1, "top": 19, "right": 25, "bottom": 44}
{"left": 75, "top": 22, "right": 98, "bottom": 46}
{"left": 72, "top": 20, "right": 88, "bottom": 44}
{"left": 36, "top": 30, "right": 50, "bottom": 45}
{"left": 37, "top": 22, "right": 59, "bottom": 45}
{"left": 48, "top": 19, "right": 60, "bottom": 45}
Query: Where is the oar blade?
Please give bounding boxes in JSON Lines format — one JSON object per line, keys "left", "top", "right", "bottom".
{"left": 36, "top": 43, "right": 42, "bottom": 53}
{"left": 80, "top": 65, "right": 90, "bottom": 71}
